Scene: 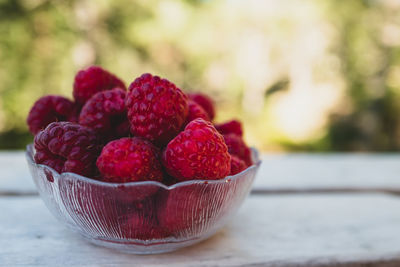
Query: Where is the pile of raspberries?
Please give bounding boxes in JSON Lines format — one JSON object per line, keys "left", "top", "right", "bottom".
{"left": 28, "top": 66, "right": 253, "bottom": 184}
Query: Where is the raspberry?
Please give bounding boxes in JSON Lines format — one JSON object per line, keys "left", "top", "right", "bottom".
{"left": 126, "top": 73, "right": 188, "bottom": 145}
{"left": 230, "top": 155, "right": 247, "bottom": 175}
{"left": 112, "top": 192, "right": 166, "bottom": 239}
{"left": 162, "top": 118, "right": 231, "bottom": 181}
{"left": 114, "top": 184, "right": 160, "bottom": 203}
{"left": 184, "top": 100, "right": 210, "bottom": 126}
{"left": 188, "top": 93, "right": 216, "bottom": 120}
{"left": 27, "top": 95, "right": 77, "bottom": 135}
{"left": 158, "top": 183, "right": 226, "bottom": 236}
{"left": 34, "top": 122, "right": 100, "bottom": 176}
{"left": 96, "top": 137, "right": 163, "bottom": 183}
{"left": 223, "top": 133, "right": 252, "bottom": 166}
{"left": 60, "top": 180, "right": 160, "bottom": 239}
{"left": 79, "top": 88, "right": 129, "bottom": 140}
{"left": 73, "top": 66, "right": 126, "bottom": 105}
{"left": 121, "top": 214, "right": 168, "bottom": 240}
{"left": 215, "top": 120, "right": 243, "bottom": 137}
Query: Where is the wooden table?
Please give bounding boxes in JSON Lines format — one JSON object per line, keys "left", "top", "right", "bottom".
{"left": 1, "top": 152, "right": 400, "bottom": 266}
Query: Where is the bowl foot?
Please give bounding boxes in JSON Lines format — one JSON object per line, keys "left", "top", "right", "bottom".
{"left": 84, "top": 236, "right": 207, "bottom": 254}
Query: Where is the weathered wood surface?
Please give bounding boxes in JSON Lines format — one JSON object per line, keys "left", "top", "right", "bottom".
{"left": 2, "top": 152, "right": 400, "bottom": 194}
{"left": 1, "top": 194, "right": 400, "bottom": 267}
{"left": 0, "top": 152, "right": 35, "bottom": 195}
{"left": 255, "top": 154, "right": 400, "bottom": 193}
{"left": 2, "top": 152, "right": 400, "bottom": 266}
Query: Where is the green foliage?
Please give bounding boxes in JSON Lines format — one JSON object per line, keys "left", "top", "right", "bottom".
{"left": 1, "top": 0, "right": 400, "bottom": 151}
{"left": 320, "top": 1, "right": 400, "bottom": 151}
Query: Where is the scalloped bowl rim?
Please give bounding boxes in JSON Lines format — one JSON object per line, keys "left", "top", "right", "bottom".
{"left": 26, "top": 144, "right": 261, "bottom": 190}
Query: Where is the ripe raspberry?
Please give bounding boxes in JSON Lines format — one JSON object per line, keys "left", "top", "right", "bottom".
{"left": 115, "top": 189, "right": 161, "bottom": 239}
{"left": 158, "top": 183, "right": 227, "bottom": 235}
{"left": 126, "top": 73, "right": 188, "bottom": 145}
{"left": 230, "top": 155, "right": 247, "bottom": 175}
{"left": 27, "top": 95, "right": 77, "bottom": 135}
{"left": 184, "top": 100, "right": 210, "bottom": 126}
{"left": 60, "top": 180, "right": 160, "bottom": 239}
{"left": 188, "top": 93, "right": 216, "bottom": 120}
{"left": 114, "top": 183, "right": 160, "bottom": 203}
{"left": 79, "top": 88, "right": 129, "bottom": 139}
{"left": 34, "top": 122, "right": 100, "bottom": 176}
{"left": 121, "top": 214, "right": 168, "bottom": 240}
{"left": 96, "top": 137, "right": 163, "bottom": 183}
{"left": 73, "top": 66, "right": 126, "bottom": 105}
{"left": 223, "top": 133, "right": 252, "bottom": 166}
{"left": 162, "top": 118, "right": 231, "bottom": 181}
{"left": 215, "top": 120, "right": 243, "bottom": 137}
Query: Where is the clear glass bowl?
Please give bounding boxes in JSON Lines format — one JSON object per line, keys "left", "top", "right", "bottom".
{"left": 26, "top": 144, "right": 261, "bottom": 254}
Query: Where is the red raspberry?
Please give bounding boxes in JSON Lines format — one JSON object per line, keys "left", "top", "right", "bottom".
{"left": 230, "top": 155, "right": 247, "bottom": 175}
{"left": 121, "top": 214, "right": 168, "bottom": 240}
{"left": 73, "top": 66, "right": 126, "bottom": 105}
{"left": 162, "top": 118, "right": 231, "bottom": 181}
{"left": 27, "top": 95, "right": 77, "bottom": 135}
{"left": 34, "top": 122, "right": 100, "bottom": 176}
{"left": 79, "top": 88, "right": 129, "bottom": 139}
{"left": 184, "top": 100, "right": 210, "bottom": 125}
{"left": 96, "top": 137, "right": 163, "bottom": 183}
{"left": 126, "top": 73, "right": 188, "bottom": 145}
{"left": 114, "top": 184, "right": 160, "bottom": 203}
{"left": 215, "top": 120, "right": 243, "bottom": 137}
{"left": 223, "top": 133, "right": 252, "bottom": 166}
{"left": 158, "top": 183, "right": 226, "bottom": 236}
{"left": 60, "top": 180, "right": 160, "bottom": 239}
{"left": 188, "top": 93, "right": 216, "bottom": 120}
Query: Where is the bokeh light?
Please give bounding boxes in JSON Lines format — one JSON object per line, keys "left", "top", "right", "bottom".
{"left": 1, "top": 0, "right": 400, "bottom": 151}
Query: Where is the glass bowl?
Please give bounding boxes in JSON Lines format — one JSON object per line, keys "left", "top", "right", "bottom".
{"left": 26, "top": 144, "right": 261, "bottom": 254}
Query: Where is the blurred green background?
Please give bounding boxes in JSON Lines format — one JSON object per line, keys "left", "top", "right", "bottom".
{"left": 1, "top": 0, "right": 400, "bottom": 151}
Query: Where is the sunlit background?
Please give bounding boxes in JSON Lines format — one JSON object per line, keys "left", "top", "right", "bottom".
{"left": 1, "top": 0, "right": 400, "bottom": 151}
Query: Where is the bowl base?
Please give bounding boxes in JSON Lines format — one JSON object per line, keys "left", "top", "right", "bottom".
{"left": 85, "top": 235, "right": 208, "bottom": 254}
